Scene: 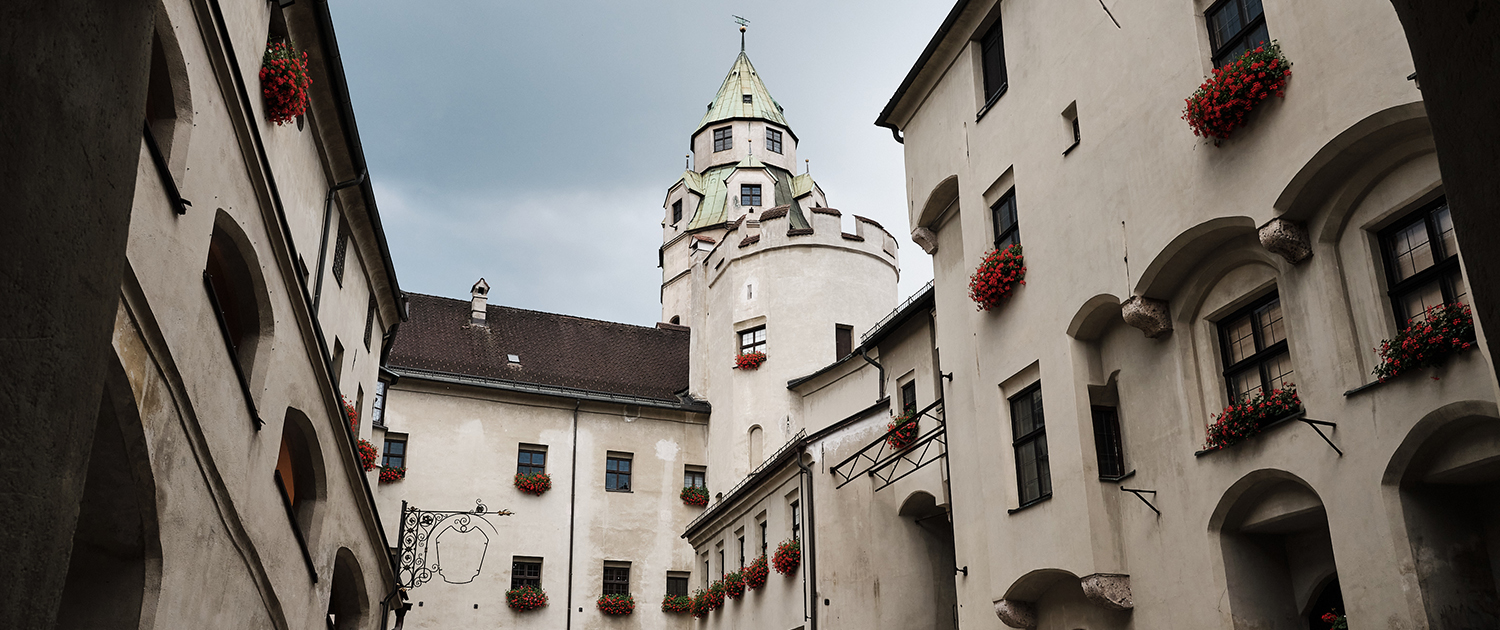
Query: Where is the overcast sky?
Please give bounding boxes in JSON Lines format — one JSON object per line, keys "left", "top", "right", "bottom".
{"left": 328, "top": 0, "right": 951, "bottom": 326}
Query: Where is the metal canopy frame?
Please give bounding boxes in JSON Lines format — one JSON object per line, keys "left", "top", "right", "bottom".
{"left": 830, "top": 398, "right": 945, "bottom": 490}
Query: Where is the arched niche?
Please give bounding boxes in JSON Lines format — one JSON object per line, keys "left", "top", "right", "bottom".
{"left": 207, "top": 209, "right": 274, "bottom": 388}
{"left": 915, "top": 174, "right": 959, "bottom": 229}
{"left": 1066, "top": 294, "right": 1123, "bottom": 342}
{"left": 747, "top": 424, "right": 764, "bottom": 470}
{"left": 145, "top": 1, "right": 193, "bottom": 178}
{"left": 996, "top": 568, "right": 1132, "bottom": 630}
{"left": 277, "top": 407, "right": 328, "bottom": 545}
{"left": 897, "top": 491, "right": 959, "bottom": 630}
{"left": 1382, "top": 401, "right": 1500, "bottom": 629}
{"left": 1133, "top": 216, "right": 1259, "bottom": 300}
{"left": 327, "top": 548, "right": 370, "bottom": 629}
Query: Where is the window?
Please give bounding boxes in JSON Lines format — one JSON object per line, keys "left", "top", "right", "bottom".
{"left": 667, "top": 573, "right": 690, "bottom": 597}
{"left": 791, "top": 501, "right": 801, "bottom": 540}
{"left": 1218, "top": 292, "right": 1294, "bottom": 402}
{"left": 1011, "top": 382, "right": 1051, "bottom": 506}
{"left": 992, "top": 188, "right": 1019, "bottom": 250}
{"left": 1380, "top": 197, "right": 1467, "bottom": 326}
{"left": 511, "top": 557, "right": 542, "bottom": 590}
{"left": 363, "top": 296, "right": 376, "bottom": 351}
{"left": 684, "top": 466, "right": 705, "bottom": 489}
{"left": 759, "top": 520, "right": 768, "bottom": 557}
{"left": 713, "top": 126, "right": 733, "bottom": 152}
{"left": 205, "top": 222, "right": 264, "bottom": 370}
{"left": 1092, "top": 406, "right": 1126, "bottom": 479}
{"left": 741, "top": 184, "right": 762, "bottom": 207}
{"left": 739, "top": 326, "right": 766, "bottom": 355}
{"left": 738, "top": 536, "right": 746, "bottom": 568}
{"left": 703, "top": 557, "right": 710, "bottom": 587}
{"left": 382, "top": 435, "right": 407, "bottom": 469}
{"left": 835, "top": 324, "right": 852, "bottom": 359}
{"left": 331, "top": 339, "right": 344, "bottom": 388}
{"left": 979, "top": 14, "right": 1008, "bottom": 104}
{"left": 718, "top": 549, "right": 725, "bottom": 577}
{"left": 766, "top": 128, "right": 783, "bottom": 154}
{"left": 742, "top": 94, "right": 752, "bottom": 103}
{"left": 672, "top": 199, "right": 683, "bottom": 224}
{"left": 606, "top": 454, "right": 632, "bottom": 492}
{"left": 603, "top": 562, "right": 630, "bottom": 595}
{"left": 901, "top": 381, "right": 918, "bottom": 415}
{"left": 332, "top": 219, "right": 350, "bottom": 287}
{"left": 1206, "top": 0, "right": 1269, "bottom": 67}
{"left": 371, "top": 381, "right": 387, "bottom": 427}
{"left": 518, "top": 446, "right": 547, "bottom": 476}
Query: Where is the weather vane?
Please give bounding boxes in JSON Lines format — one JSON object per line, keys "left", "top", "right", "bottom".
{"left": 734, "top": 15, "right": 750, "bottom": 51}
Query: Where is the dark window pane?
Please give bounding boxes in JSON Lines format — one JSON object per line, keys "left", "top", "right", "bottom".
{"left": 606, "top": 457, "right": 631, "bottom": 491}
{"left": 672, "top": 199, "right": 683, "bottom": 223}
{"left": 1092, "top": 407, "right": 1125, "bottom": 479}
{"left": 511, "top": 560, "right": 542, "bottom": 590}
{"left": 980, "top": 17, "right": 1007, "bottom": 101}
{"left": 603, "top": 566, "right": 630, "bottom": 595}
{"left": 901, "top": 381, "right": 917, "bottom": 414}
{"left": 992, "top": 190, "right": 1019, "bottom": 249}
{"left": 667, "top": 576, "right": 689, "bottom": 597}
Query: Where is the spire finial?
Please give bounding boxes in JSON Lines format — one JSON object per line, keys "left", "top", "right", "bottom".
{"left": 733, "top": 15, "right": 750, "bottom": 52}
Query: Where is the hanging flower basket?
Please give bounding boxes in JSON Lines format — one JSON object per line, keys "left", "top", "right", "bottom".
{"left": 735, "top": 351, "right": 767, "bottom": 370}
{"left": 968, "top": 245, "right": 1026, "bottom": 311}
{"left": 259, "top": 40, "right": 311, "bottom": 126}
{"left": 597, "top": 593, "right": 635, "bottom": 615}
{"left": 681, "top": 486, "right": 709, "bottom": 507}
{"left": 506, "top": 585, "right": 548, "bottom": 611}
{"left": 1373, "top": 303, "right": 1474, "bottom": 383}
{"left": 342, "top": 396, "right": 359, "bottom": 429}
{"left": 356, "top": 439, "right": 380, "bottom": 471}
{"left": 772, "top": 538, "right": 801, "bottom": 575}
{"left": 379, "top": 465, "right": 406, "bottom": 483}
{"left": 690, "top": 589, "right": 709, "bottom": 618}
{"left": 515, "top": 472, "right": 552, "bottom": 495}
{"left": 1183, "top": 41, "right": 1292, "bottom": 143}
{"left": 743, "top": 555, "right": 768, "bottom": 590}
{"left": 1203, "top": 387, "right": 1301, "bottom": 451}
{"left": 705, "top": 580, "right": 726, "bottom": 611}
{"left": 724, "top": 570, "right": 746, "bottom": 600}
{"left": 662, "top": 593, "right": 694, "bottom": 614}
{"left": 886, "top": 413, "right": 918, "bottom": 450}
{"left": 1321, "top": 612, "right": 1348, "bottom": 630}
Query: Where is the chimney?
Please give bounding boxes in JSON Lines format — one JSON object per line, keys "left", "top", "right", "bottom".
{"left": 470, "top": 278, "right": 490, "bottom": 327}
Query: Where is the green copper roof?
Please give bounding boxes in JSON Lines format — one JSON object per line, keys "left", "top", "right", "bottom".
{"left": 685, "top": 163, "right": 812, "bottom": 231}
{"left": 696, "top": 52, "right": 790, "bottom": 136}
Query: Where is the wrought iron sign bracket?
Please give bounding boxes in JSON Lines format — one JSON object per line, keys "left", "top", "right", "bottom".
{"left": 1297, "top": 417, "right": 1342, "bottom": 456}
{"left": 1120, "top": 487, "right": 1160, "bottom": 516}
{"left": 397, "top": 499, "right": 514, "bottom": 590}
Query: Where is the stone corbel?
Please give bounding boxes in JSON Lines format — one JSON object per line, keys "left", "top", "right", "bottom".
{"left": 1121, "top": 296, "right": 1172, "bottom": 338}
{"left": 911, "top": 227, "right": 939, "bottom": 254}
{"left": 993, "top": 599, "right": 1037, "bottom": 629}
{"left": 1258, "top": 218, "right": 1312, "bottom": 264}
{"left": 1080, "top": 573, "right": 1134, "bottom": 611}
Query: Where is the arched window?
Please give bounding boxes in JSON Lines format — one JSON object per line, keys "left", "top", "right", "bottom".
{"left": 327, "top": 548, "right": 369, "bottom": 629}
{"left": 275, "top": 409, "right": 325, "bottom": 557}
{"left": 205, "top": 214, "right": 269, "bottom": 373}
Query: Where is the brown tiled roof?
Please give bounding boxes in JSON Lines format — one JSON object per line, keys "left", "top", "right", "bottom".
{"left": 690, "top": 234, "right": 718, "bottom": 244}
{"left": 389, "top": 293, "right": 690, "bottom": 402}
{"left": 853, "top": 215, "right": 883, "bottom": 229}
{"left": 787, "top": 228, "right": 814, "bottom": 237}
{"left": 810, "top": 207, "right": 842, "bottom": 216}
{"left": 760, "top": 206, "right": 790, "bottom": 220}
{"left": 841, "top": 233, "right": 865, "bottom": 241}
{"left": 739, "top": 234, "right": 761, "bottom": 247}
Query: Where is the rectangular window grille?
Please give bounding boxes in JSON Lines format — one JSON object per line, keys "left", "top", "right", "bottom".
{"left": 835, "top": 324, "right": 852, "bottom": 359}
{"left": 606, "top": 454, "right": 632, "bottom": 491}
{"left": 1206, "top": 0, "right": 1269, "bottom": 67}
{"left": 363, "top": 296, "right": 376, "bottom": 351}
{"left": 1217, "top": 292, "right": 1294, "bottom": 406}
{"left": 511, "top": 558, "right": 542, "bottom": 590}
{"left": 980, "top": 15, "right": 1008, "bottom": 103}
{"left": 332, "top": 220, "right": 349, "bottom": 287}
{"left": 667, "top": 574, "right": 690, "bottom": 597}
{"left": 766, "top": 129, "right": 783, "bottom": 154}
{"left": 603, "top": 563, "right": 631, "bottom": 595}
{"left": 672, "top": 199, "right": 683, "bottom": 224}
{"left": 741, "top": 184, "right": 762, "bottom": 207}
{"left": 791, "top": 500, "right": 801, "bottom": 540}
{"left": 992, "top": 188, "right": 1019, "bottom": 250}
{"left": 739, "top": 326, "right": 766, "bottom": 355}
{"left": 1011, "top": 382, "right": 1051, "bottom": 506}
{"left": 1380, "top": 197, "right": 1466, "bottom": 326}
{"left": 382, "top": 435, "right": 407, "bottom": 469}
{"left": 683, "top": 466, "right": 705, "bottom": 488}
{"left": 1091, "top": 406, "right": 1126, "bottom": 479}
{"left": 713, "top": 126, "right": 733, "bottom": 152}
{"left": 901, "top": 381, "right": 918, "bottom": 415}
{"left": 518, "top": 447, "right": 547, "bottom": 476}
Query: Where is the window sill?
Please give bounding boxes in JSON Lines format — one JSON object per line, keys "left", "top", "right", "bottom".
{"left": 605, "top": 488, "right": 633, "bottom": 494}
{"left": 1099, "top": 469, "right": 1135, "bottom": 483}
{"left": 1062, "top": 139, "right": 1081, "bottom": 156}
{"left": 974, "top": 85, "right": 1008, "bottom": 123}
{"left": 1006, "top": 493, "right": 1052, "bottom": 515}
{"left": 1194, "top": 409, "right": 1305, "bottom": 457}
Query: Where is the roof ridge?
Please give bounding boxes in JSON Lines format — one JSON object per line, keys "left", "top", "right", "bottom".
{"left": 405, "top": 292, "right": 682, "bottom": 334}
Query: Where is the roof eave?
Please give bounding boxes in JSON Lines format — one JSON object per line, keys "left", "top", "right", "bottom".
{"left": 875, "top": 0, "right": 974, "bottom": 133}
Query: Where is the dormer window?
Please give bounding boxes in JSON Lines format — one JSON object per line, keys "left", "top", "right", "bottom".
{"left": 741, "top": 184, "right": 762, "bottom": 207}
{"left": 672, "top": 199, "right": 683, "bottom": 224}
{"left": 742, "top": 94, "right": 752, "bottom": 103}
{"left": 713, "top": 127, "right": 733, "bottom": 152}
{"left": 766, "top": 129, "right": 783, "bottom": 154}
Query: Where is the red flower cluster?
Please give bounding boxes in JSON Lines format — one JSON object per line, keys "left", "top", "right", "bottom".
{"left": 506, "top": 585, "right": 547, "bottom": 611}
{"left": 724, "top": 570, "right": 746, "bottom": 599}
{"left": 1374, "top": 303, "right": 1474, "bottom": 382}
{"left": 1321, "top": 611, "right": 1348, "bottom": 629}
{"left": 681, "top": 485, "right": 709, "bottom": 507}
{"left": 515, "top": 472, "right": 552, "bottom": 495}
{"left": 596, "top": 593, "right": 635, "bottom": 615}
{"left": 1182, "top": 42, "right": 1292, "bottom": 142}
{"left": 661, "top": 593, "right": 693, "bottom": 614}
{"left": 355, "top": 439, "right": 379, "bottom": 472}
{"left": 968, "top": 245, "right": 1026, "bottom": 311}
{"left": 379, "top": 465, "right": 406, "bottom": 483}
{"left": 743, "top": 554, "right": 768, "bottom": 590}
{"left": 705, "top": 580, "right": 726, "bottom": 610}
{"left": 1203, "top": 387, "right": 1301, "bottom": 451}
{"left": 886, "top": 413, "right": 919, "bottom": 450}
{"left": 342, "top": 396, "right": 359, "bottom": 433}
{"left": 259, "top": 41, "right": 311, "bottom": 126}
{"left": 735, "top": 350, "right": 767, "bottom": 370}
{"left": 772, "top": 538, "right": 801, "bottom": 575}
{"left": 690, "top": 588, "right": 710, "bottom": 618}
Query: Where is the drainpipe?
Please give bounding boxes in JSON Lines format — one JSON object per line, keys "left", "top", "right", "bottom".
{"left": 565, "top": 399, "right": 581, "bottom": 630}
{"left": 858, "top": 348, "right": 885, "bottom": 399}
{"left": 312, "top": 169, "right": 367, "bottom": 315}
{"left": 796, "top": 445, "right": 818, "bottom": 630}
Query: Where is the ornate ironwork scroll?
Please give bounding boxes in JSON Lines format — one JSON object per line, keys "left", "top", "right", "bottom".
{"left": 398, "top": 498, "right": 514, "bottom": 590}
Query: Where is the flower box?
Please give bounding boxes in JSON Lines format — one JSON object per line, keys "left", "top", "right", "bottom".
{"left": 1203, "top": 387, "right": 1301, "bottom": 451}
{"left": 743, "top": 555, "right": 768, "bottom": 590}
{"left": 772, "top": 538, "right": 801, "bottom": 575}
{"left": 506, "top": 585, "right": 547, "bottom": 611}
{"left": 690, "top": 589, "right": 709, "bottom": 618}
{"left": 1374, "top": 303, "right": 1474, "bottom": 383}
{"left": 886, "top": 413, "right": 918, "bottom": 450}
{"left": 379, "top": 465, "right": 406, "bottom": 483}
{"left": 259, "top": 40, "right": 311, "bottom": 126}
{"left": 681, "top": 485, "right": 709, "bottom": 507}
{"left": 1183, "top": 42, "right": 1292, "bottom": 143}
{"left": 706, "top": 580, "right": 726, "bottom": 611}
{"left": 968, "top": 245, "right": 1026, "bottom": 311}
{"left": 735, "top": 351, "right": 767, "bottom": 370}
{"left": 597, "top": 593, "right": 635, "bottom": 615}
{"left": 724, "top": 570, "right": 745, "bottom": 599}
{"left": 662, "top": 593, "right": 693, "bottom": 614}
{"left": 515, "top": 472, "right": 552, "bottom": 496}
{"left": 356, "top": 439, "right": 379, "bottom": 472}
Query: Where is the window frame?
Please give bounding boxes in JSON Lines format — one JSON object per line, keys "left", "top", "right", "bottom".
{"left": 790, "top": 500, "right": 801, "bottom": 541}
{"left": 602, "top": 562, "right": 631, "bottom": 595}
{"left": 1216, "top": 291, "right": 1293, "bottom": 403}
{"left": 991, "top": 188, "right": 1019, "bottom": 251}
{"left": 381, "top": 434, "right": 407, "bottom": 469}
{"left": 517, "top": 446, "right": 547, "bottom": 476}
{"left": 766, "top": 128, "right": 783, "bottom": 154}
{"left": 741, "top": 184, "right": 762, "bottom": 207}
{"left": 1091, "top": 406, "right": 1126, "bottom": 480}
{"left": 835, "top": 324, "right": 853, "bottom": 359}
{"left": 666, "top": 574, "right": 690, "bottom": 597}
{"left": 739, "top": 326, "right": 767, "bottom": 355}
{"left": 712, "top": 126, "right": 733, "bottom": 153}
{"left": 605, "top": 454, "right": 633, "bottom": 492}
{"left": 1010, "top": 382, "right": 1051, "bottom": 508}
{"left": 672, "top": 199, "right": 683, "bottom": 224}
{"left": 683, "top": 466, "right": 705, "bottom": 489}
{"left": 511, "top": 557, "right": 542, "bottom": 590}
{"left": 1205, "top": 0, "right": 1269, "bottom": 68}
{"left": 979, "top": 15, "right": 1008, "bottom": 106}
{"left": 1379, "top": 196, "right": 1465, "bottom": 327}
{"left": 901, "top": 380, "right": 918, "bottom": 415}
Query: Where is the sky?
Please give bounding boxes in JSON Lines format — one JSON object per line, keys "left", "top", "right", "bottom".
{"left": 328, "top": 0, "right": 952, "bottom": 326}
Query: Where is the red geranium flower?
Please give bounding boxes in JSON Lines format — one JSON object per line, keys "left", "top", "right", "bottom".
{"left": 772, "top": 538, "right": 801, "bottom": 575}
{"left": 968, "top": 245, "right": 1026, "bottom": 311}
{"left": 1182, "top": 42, "right": 1292, "bottom": 143}
{"left": 259, "top": 40, "right": 311, "bottom": 126}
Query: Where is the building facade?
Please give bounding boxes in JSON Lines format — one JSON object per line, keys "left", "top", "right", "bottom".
{"left": 877, "top": 1, "right": 1499, "bottom": 629}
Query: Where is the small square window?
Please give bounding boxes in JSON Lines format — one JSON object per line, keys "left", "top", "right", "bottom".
{"left": 741, "top": 184, "right": 762, "bottom": 207}
{"left": 667, "top": 573, "right": 690, "bottom": 597}
{"left": 603, "top": 562, "right": 631, "bottom": 595}
{"left": 512, "top": 557, "right": 542, "bottom": 590}
{"left": 606, "top": 454, "right": 632, "bottom": 492}
{"left": 739, "top": 326, "right": 766, "bottom": 355}
{"left": 766, "top": 129, "right": 783, "bottom": 154}
{"left": 518, "top": 446, "right": 546, "bottom": 476}
{"left": 742, "top": 94, "right": 752, "bottom": 103}
{"left": 713, "top": 126, "right": 733, "bottom": 152}
{"left": 684, "top": 466, "right": 706, "bottom": 489}
{"left": 382, "top": 435, "right": 407, "bottom": 469}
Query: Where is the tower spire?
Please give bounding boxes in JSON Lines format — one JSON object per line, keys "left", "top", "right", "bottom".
{"left": 733, "top": 15, "right": 750, "bottom": 52}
